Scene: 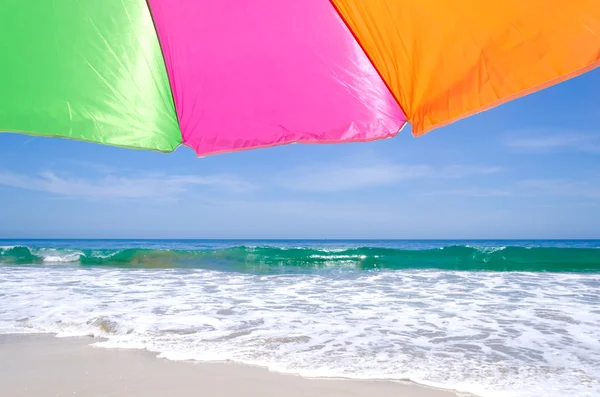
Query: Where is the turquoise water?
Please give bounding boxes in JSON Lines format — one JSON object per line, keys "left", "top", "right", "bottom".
{"left": 1, "top": 239, "right": 600, "bottom": 272}
{"left": 1, "top": 239, "right": 599, "bottom": 397}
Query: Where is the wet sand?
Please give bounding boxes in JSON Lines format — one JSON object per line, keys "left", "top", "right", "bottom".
{"left": 0, "top": 333, "right": 461, "bottom": 397}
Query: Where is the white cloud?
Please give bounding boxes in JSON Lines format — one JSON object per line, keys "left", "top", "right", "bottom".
{"left": 0, "top": 169, "right": 254, "bottom": 199}
{"left": 503, "top": 131, "right": 600, "bottom": 152}
{"left": 423, "top": 188, "right": 510, "bottom": 197}
{"left": 423, "top": 178, "right": 600, "bottom": 200}
{"left": 518, "top": 179, "right": 600, "bottom": 198}
{"left": 151, "top": 196, "right": 513, "bottom": 239}
{"left": 437, "top": 165, "right": 503, "bottom": 178}
{"left": 276, "top": 161, "right": 432, "bottom": 192}
{"left": 275, "top": 156, "right": 502, "bottom": 192}
{"left": 59, "top": 160, "right": 123, "bottom": 175}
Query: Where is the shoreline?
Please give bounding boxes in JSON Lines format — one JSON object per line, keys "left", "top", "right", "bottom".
{"left": 0, "top": 333, "right": 466, "bottom": 397}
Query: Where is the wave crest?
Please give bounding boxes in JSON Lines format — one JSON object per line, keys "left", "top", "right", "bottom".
{"left": 1, "top": 245, "right": 599, "bottom": 272}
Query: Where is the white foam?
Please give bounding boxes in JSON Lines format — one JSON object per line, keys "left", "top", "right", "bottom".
{"left": 31, "top": 248, "right": 83, "bottom": 263}
{"left": 0, "top": 266, "right": 598, "bottom": 397}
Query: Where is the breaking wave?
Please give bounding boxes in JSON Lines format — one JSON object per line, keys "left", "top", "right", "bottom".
{"left": 1, "top": 245, "right": 599, "bottom": 272}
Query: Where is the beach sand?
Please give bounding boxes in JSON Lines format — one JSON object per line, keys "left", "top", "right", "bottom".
{"left": 0, "top": 334, "right": 459, "bottom": 397}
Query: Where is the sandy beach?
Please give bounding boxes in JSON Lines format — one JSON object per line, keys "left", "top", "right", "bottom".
{"left": 0, "top": 334, "right": 459, "bottom": 397}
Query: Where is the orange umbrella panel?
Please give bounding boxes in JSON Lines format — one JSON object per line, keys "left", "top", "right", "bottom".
{"left": 331, "top": 0, "right": 600, "bottom": 135}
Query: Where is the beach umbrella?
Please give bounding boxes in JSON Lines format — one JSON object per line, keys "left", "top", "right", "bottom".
{"left": 1, "top": 0, "right": 599, "bottom": 157}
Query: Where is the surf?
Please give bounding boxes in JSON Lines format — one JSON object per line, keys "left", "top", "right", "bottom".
{"left": 2, "top": 244, "right": 599, "bottom": 273}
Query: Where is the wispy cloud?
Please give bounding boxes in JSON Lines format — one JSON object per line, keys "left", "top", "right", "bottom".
{"left": 425, "top": 178, "right": 600, "bottom": 200}
{"left": 58, "top": 160, "right": 123, "bottom": 175}
{"left": 503, "top": 130, "right": 600, "bottom": 152}
{"left": 0, "top": 168, "right": 254, "bottom": 200}
{"left": 276, "top": 156, "right": 502, "bottom": 192}
{"left": 423, "top": 188, "right": 510, "bottom": 197}
{"left": 126, "top": 197, "right": 514, "bottom": 239}
{"left": 276, "top": 161, "right": 432, "bottom": 192}
{"left": 518, "top": 179, "right": 600, "bottom": 199}
{"left": 578, "top": 201, "right": 599, "bottom": 208}
{"left": 437, "top": 165, "right": 503, "bottom": 178}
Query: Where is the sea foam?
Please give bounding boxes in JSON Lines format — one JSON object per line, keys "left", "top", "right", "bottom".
{"left": 0, "top": 265, "right": 598, "bottom": 397}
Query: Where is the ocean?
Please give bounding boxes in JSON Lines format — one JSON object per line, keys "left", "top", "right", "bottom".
{"left": 1, "top": 239, "right": 599, "bottom": 397}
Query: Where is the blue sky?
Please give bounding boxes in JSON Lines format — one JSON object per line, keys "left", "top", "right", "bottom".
{"left": 1, "top": 68, "right": 599, "bottom": 239}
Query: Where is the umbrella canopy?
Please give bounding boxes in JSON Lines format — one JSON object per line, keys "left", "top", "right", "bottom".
{"left": 1, "top": 0, "right": 599, "bottom": 156}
